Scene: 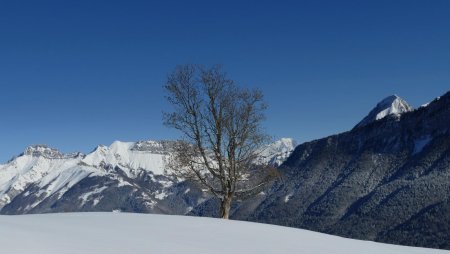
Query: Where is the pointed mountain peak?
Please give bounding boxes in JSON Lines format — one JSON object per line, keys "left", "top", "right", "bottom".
{"left": 355, "top": 95, "right": 413, "bottom": 129}
{"left": 376, "top": 94, "right": 402, "bottom": 107}
{"left": 93, "top": 144, "right": 109, "bottom": 151}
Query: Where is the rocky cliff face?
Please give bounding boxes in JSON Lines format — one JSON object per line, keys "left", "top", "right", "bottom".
{"left": 232, "top": 92, "right": 450, "bottom": 249}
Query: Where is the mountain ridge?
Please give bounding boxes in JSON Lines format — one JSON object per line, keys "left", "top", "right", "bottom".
{"left": 0, "top": 138, "right": 295, "bottom": 215}
{"left": 230, "top": 90, "right": 450, "bottom": 249}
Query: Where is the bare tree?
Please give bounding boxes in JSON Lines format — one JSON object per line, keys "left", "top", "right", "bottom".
{"left": 163, "top": 64, "right": 275, "bottom": 219}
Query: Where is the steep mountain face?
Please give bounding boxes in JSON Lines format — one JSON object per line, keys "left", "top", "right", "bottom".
{"left": 255, "top": 138, "right": 296, "bottom": 166}
{"left": 233, "top": 92, "right": 450, "bottom": 250}
{"left": 0, "top": 139, "right": 293, "bottom": 215}
{"left": 354, "top": 95, "right": 413, "bottom": 128}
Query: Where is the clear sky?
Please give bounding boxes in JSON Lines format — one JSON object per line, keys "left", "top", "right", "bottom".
{"left": 1, "top": 0, "right": 449, "bottom": 162}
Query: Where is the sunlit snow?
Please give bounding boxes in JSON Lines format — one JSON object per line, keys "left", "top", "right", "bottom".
{"left": 0, "top": 213, "right": 445, "bottom": 254}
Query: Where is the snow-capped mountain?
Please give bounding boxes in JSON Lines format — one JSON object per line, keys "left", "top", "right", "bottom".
{"left": 354, "top": 95, "right": 413, "bottom": 128}
{"left": 0, "top": 141, "right": 177, "bottom": 214}
{"left": 81, "top": 140, "right": 174, "bottom": 175}
{"left": 255, "top": 138, "right": 296, "bottom": 166}
{"left": 0, "top": 139, "right": 294, "bottom": 214}
{"left": 0, "top": 145, "right": 85, "bottom": 208}
{"left": 231, "top": 91, "right": 450, "bottom": 250}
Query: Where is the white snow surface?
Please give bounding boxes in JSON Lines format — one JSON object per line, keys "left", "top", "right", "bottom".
{"left": 373, "top": 95, "right": 411, "bottom": 120}
{"left": 255, "top": 138, "right": 296, "bottom": 166}
{"left": 82, "top": 140, "right": 167, "bottom": 175}
{"left": 356, "top": 95, "right": 413, "bottom": 128}
{"left": 0, "top": 153, "right": 89, "bottom": 200}
{"left": 79, "top": 186, "right": 108, "bottom": 206}
{"left": 0, "top": 213, "right": 445, "bottom": 254}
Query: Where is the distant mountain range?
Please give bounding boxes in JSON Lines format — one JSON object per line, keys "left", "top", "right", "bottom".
{"left": 0, "top": 137, "right": 295, "bottom": 215}
{"left": 1, "top": 91, "right": 449, "bottom": 250}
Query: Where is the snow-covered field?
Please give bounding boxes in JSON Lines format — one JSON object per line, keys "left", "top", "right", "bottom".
{"left": 0, "top": 213, "right": 446, "bottom": 254}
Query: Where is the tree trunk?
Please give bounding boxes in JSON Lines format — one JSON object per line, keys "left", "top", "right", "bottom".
{"left": 220, "top": 194, "right": 232, "bottom": 219}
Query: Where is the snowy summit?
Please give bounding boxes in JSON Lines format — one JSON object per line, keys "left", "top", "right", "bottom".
{"left": 255, "top": 138, "right": 296, "bottom": 166}
{"left": 355, "top": 95, "right": 413, "bottom": 128}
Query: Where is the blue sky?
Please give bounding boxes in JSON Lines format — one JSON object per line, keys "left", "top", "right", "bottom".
{"left": 1, "top": 0, "right": 449, "bottom": 162}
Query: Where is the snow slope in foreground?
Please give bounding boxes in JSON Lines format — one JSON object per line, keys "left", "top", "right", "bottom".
{"left": 0, "top": 213, "right": 446, "bottom": 254}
